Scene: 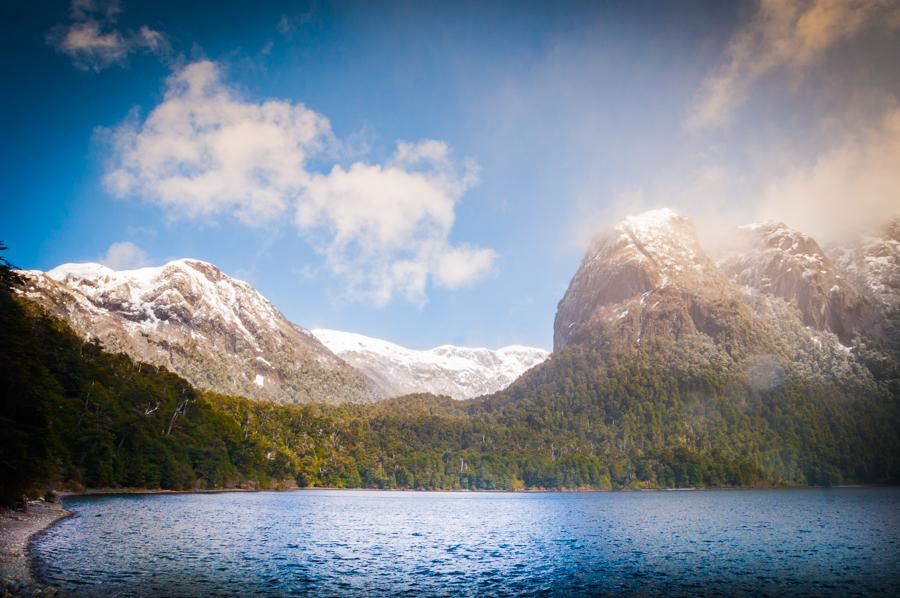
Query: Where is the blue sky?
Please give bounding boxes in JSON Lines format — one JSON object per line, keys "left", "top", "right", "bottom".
{"left": 3, "top": 1, "right": 900, "bottom": 350}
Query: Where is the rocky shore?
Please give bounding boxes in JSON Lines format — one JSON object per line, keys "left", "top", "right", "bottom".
{"left": 0, "top": 499, "right": 70, "bottom": 596}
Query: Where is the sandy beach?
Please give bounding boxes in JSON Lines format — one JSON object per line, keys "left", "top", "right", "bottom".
{"left": 0, "top": 500, "right": 70, "bottom": 585}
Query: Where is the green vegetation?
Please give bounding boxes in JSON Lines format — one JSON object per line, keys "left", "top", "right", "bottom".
{"left": 2, "top": 247, "right": 898, "bottom": 505}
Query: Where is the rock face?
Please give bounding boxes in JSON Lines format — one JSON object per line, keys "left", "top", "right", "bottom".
{"left": 554, "top": 209, "right": 756, "bottom": 353}
{"left": 312, "top": 329, "right": 548, "bottom": 399}
{"left": 19, "top": 260, "right": 375, "bottom": 404}
{"left": 719, "top": 222, "right": 875, "bottom": 345}
{"left": 832, "top": 219, "right": 900, "bottom": 346}
{"left": 554, "top": 209, "right": 899, "bottom": 384}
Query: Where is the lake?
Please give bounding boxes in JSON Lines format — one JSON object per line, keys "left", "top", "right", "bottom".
{"left": 32, "top": 488, "right": 900, "bottom": 596}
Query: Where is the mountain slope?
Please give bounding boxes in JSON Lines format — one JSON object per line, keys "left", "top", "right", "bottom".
{"left": 19, "top": 260, "right": 374, "bottom": 404}
{"left": 312, "top": 329, "right": 548, "bottom": 399}
{"left": 4, "top": 210, "right": 900, "bottom": 499}
{"left": 832, "top": 219, "right": 900, "bottom": 346}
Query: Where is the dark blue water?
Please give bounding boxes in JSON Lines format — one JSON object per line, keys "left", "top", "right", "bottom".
{"left": 33, "top": 488, "right": 900, "bottom": 596}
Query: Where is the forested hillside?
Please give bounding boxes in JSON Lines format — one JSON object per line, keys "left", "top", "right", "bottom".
{"left": 4, "top": 250, "right": 899, "bottom": 506}
{"left": 482, "top": 343, "right": 900, "bottom": 487}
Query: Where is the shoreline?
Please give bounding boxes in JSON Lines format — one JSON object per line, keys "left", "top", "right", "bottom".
{"left": 0, "top": 500, "right": 71, "bottom": 585}
{"left": 51, "top": 481, "right": 890, "bottom": 501}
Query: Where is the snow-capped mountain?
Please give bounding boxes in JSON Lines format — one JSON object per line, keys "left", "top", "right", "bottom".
{"left": 17, "top": 259, "right": 548, "bottom": 404}
{"left": 553, "top": 208, "right": 899, "bottom": 387}
{"left": 19, "top": 259, "right": 375, "bottom": 404}
{"left": 312, "top": 329, "right": 549, "bottom": 399}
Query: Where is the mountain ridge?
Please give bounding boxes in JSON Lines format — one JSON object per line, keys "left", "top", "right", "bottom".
{"left": 3, "top": 207, "right": 899, "bottom": 501}
{"left": 19, "top": 258, "right": 375, "bottom": 404}
{"left": 555, "top": 209, "right": 897, "bottom": 378}
{"left": 554, "top": 208, "right": 761, "bottom": 355}
{"left": 312, "top": 328, "right": 548, "bottom": 400}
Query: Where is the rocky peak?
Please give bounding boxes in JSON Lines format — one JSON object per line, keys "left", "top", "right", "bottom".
{"left": 613, "top": 208, "right": 711, "bottom": 282}
{"left": 554, "top": 209, "right": 742, "bottom": 351}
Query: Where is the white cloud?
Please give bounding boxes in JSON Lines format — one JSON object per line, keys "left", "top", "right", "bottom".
{"left": 581, "top": 105, "right": 900, "bottom": 250}
{"left": 434, "top": 245, "right": 498, "bottom": 289}
{"left": 100, "top": 241, "right": 149, "bottom": 270}
{"left": 687, "top": 0, "right": 900, "bottom": 130}
{"left": 755, "top": 106, "right": 900, "bottom": 241}
{"left": 47, "top": 0, "right": 170, "bottom": 71}
{"left": 103, "top": 60, "right": 496, "bottom": 305}
{"left": 104, "top": 60, "right": 329, "bottom": 222}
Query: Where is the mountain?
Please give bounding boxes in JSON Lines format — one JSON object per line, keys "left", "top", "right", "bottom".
{"left": 18, "top": 259, "right": 374, "bottom": 404}
{"left": 719, "top": 221, "right": 876, "bottom": 345}
{"left": 495, "top": 207, "right": 900, "bottom": 486}
{"left": 1, "top": 265, "right": 781, "bottom": 499}
{"left": 831, "top": 219, "right": 900, "bottom": 346}
{"left": 554, "top": 208, "right": 764, "bottom": 354}
{"left": 312, "top": 329, "right": 548, "bottom": 399}
{"left": 552, "top": 209, "right": 896, "bottom": 379}
{"left": 4, "top": 210, "right": 900, "bottom": 499}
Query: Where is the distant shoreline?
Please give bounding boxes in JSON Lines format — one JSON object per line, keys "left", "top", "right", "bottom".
{"left": 56, "top": 481, "right": 886, "bottom": 500}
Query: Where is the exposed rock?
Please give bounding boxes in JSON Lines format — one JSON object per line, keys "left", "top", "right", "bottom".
{"left": 720, "top": 221, "right": 876, "bottom": 345}
{"left": 831, "top": 219, "right": 900, "bottom": 345}
{"left": 554, "top": 209, "right": 898, "bottom": 388}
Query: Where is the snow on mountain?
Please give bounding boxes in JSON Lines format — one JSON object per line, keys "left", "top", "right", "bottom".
{"left": 831, "top": 219, "right": 900, "bottom": 345}
{"left": 719, "top": 221, "right": 874, "bottom": 344}
{"left": 615, "top": 208, "right": 711, "bottom": 282}
{"left": 312, "top": 329, "right": 549, "bottom": 400}
{"left": 19, "top": 259, "right": 375, "bottom": 404}
{"left": 553, "top": 208, "right": 900, "bottom": 389}
{"left": 554, "top": 208, "right": 738, "bottom": 351}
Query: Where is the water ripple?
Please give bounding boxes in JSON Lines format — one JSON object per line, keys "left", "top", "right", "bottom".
{"left": 31, "top": 488, "right": 900, "bottom": 596}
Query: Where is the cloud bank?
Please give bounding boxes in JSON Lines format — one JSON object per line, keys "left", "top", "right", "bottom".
{"left": 576, "top": 101, "right": 900, "bottom": 251}
{"left": 687, "top": 0, "right": 900, "bottom": 130}
{"left": 755, "top": 106, "right": 900, "bottom": 241}
{"left": 47, "top": 0, "right": 170, "bottom": 71}
{"left": 103, "top": 60, "right": 496, "bottom": 305}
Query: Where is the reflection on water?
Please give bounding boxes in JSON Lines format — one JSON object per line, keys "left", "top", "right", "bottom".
{"left": 33, "top": 488, "right": 900, "bottom": 596}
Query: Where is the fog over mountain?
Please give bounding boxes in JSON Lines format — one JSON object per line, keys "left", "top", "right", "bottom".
{"left": 553, "top": 208, "right": 900, "bottom": 395}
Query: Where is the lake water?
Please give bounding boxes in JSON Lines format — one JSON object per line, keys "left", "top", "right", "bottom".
{"left": 33, "top": 488, "right": 900, "bottom": 596}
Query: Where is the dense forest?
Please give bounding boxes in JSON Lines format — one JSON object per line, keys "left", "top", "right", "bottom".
{"left": 2, "top": 247, "right": 899, "bottom": 505}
